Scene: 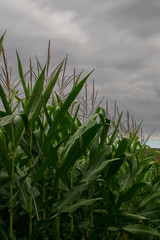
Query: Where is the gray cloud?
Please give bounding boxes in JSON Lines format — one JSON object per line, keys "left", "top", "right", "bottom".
{"left": 1, "top": 0, "right": 160, "bottom": 141}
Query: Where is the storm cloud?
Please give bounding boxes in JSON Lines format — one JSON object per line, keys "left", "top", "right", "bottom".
{"left": 1, "top": 0, "right": 160, "bottom": 141}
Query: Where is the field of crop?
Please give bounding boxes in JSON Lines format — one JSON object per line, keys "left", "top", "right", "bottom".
{"left": 1, "top": 32, "right": 160, "bottom": 240}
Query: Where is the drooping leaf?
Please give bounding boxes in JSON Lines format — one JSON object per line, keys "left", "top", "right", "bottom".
{"left": 123, "top": 224, "right": 160, "bottom": 237}
{"left": 140, "top": 204, "right": 160, "bottom": 217}
{"left": 54, "top": 123, "right": 102, "bottom": 184}
{"left": 0, "top": 114, "right": 16, "bottom": 127}
{"left": 61, "top": 198, "right": 102, "bottom": 213}
{"left": 51, "top": 182, "right": 89, "bottom": 215}
{"left": 82, "top": 158, "right": 120, "bottom": 183}
{"left": 117, "top": 182, "right": 147, "bottom": 206}
{"left": 139, "top": 190, "right": 160, "bottom": 207}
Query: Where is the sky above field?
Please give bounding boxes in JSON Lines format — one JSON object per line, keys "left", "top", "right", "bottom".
{"left": 1, "top": 0, "right": 160, "bottom": 144}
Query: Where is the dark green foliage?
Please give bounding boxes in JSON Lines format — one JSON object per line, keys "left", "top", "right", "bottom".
{"left": 1, "top": 35, "right": 160, "bottom": 240}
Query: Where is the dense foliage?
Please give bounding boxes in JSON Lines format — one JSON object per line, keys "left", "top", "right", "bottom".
{"left": 1, "top": 33, "right": 160, "bottom": 240}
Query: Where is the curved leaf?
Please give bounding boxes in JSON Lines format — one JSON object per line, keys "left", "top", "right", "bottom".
{"left": 123, "top": 224, "right": 160, "bottom": 237}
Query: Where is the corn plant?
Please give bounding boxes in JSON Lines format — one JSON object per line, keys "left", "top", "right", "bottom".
{"left": 1, "top": 33, "right": 160, "bottom": 240}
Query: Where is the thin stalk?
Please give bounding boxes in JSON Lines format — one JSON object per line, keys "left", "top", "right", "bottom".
{"left": 57, "top": 149, "right": 61, "bottom": 201}
{"left": 127, "top": 110, "right": 129, "bottom": 134}
{"left": 42, "top": 106, "right": 47, "bottom": 220}
{"left": 29, "top": 123, "right": 33, "bottom": 236}
{"left": 90, "top": 207, "right": 93, "bottom": 231}
{"left": 53, "top": 217, "right": 60, "bottom": 240}
{"left": 70, "top": 168, "right": 73, "bottom": 233}
{"left": 52, "top": 149, "right": 61, "bottom": 240}
{"left": 85, "top": 82, "right": 88, "bottom": 119}
{"left": 42, "top": 161, "right": 47, "bottom": 240}
{"left": 9, "top": 124, "right": 15, "bottom": 239}
{"left": 42, "top": 171, "right": 46, "bottom": 219}
{"left": 29, "top": 58, "right": 33, "bottom": 92}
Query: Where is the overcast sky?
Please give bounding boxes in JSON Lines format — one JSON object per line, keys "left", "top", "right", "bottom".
{"left": 1, "top": 0, "right": 160, "bottom": 143}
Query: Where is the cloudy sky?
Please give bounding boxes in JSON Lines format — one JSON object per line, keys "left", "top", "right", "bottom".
{"left": 1, "top": 0, "right": 160, "bottom": 145}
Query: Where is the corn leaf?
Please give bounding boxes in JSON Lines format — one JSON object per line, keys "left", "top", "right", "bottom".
{"left": 108, "top": 112, "right": 123, "bottom": 145}
{"left": 123, "top": 224, "right": 160, "bottom": 237}
{"left": 32, "top": 61, "right": 63, "bottom": 124}
{"left": 54, "top": 123, "right": 102, "bottom": 184}
{"left": 61, "top": 198, "right": 102, "bottom": 213}
{"left": 16, "top": 51, "right": 29, "bottom": 99}
{"left": 14, "top": 66, "right": 45, "bottom": 149}
{"left": 139, "top": 190, "right": 160, "bottom": 207}
{"left": 44, "top": 70, "right": 94, "bottom": 153}
{"left": 0, "top": 114, "right": 16, "bottom": 127}
{"left": 0, "top": 83, "right": 12, "bottom": 114}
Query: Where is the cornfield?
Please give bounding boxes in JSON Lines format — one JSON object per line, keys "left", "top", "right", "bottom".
{"left": 1, "top": 32, "right": 160, "bottom": 240}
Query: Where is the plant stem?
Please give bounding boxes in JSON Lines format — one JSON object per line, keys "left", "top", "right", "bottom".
{"left": 9, "top": 153, "right": 15, "bottom": 239}
{"left": 70, "top": 168, "right": 74, "bottom": 233}
{"left": 43, "top": 176, "right": 46, "bottom": 219}
{"left": 91, "top": 208, "right": 93, "bottom": 230}
{"left": 9, "top": 124, "right": 15, "bottom": 239}
{"left": 42, "top": 109, "right": 47, "bottom": 220}
{"left": 53, "top": 217, "right": 60, "bottom": 240}
{"left": 53, "top": 149, "right": 61, "bottom": 240}
{"left": 29, "top": 183, "right": 33, "bottom": 235}
{"left": 29, "top": 124, "right": 33, "bottom": 236}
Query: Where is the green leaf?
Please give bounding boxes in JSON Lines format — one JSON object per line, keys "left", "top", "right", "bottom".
{"left": 19, "top": 184, "right": 30, "bottom": 213}
{"left": 0, "top": 136, "right": 11, "bottom": 176}
{"left": 0, "top": 83, "right": 12, "bottom": 115}
{"left": 0, "top": 226, "right": 10, "bottom": 240}
{"left": 61, "top": 198, "right": 102, "bottom": 213}
{"left": 16, "top": 51, "right": 29, "bottom": 99}
{"left": 123, "top": 224, "right": 160, "bottom": 237}
{"left": 107, "top": 226, "right": 119, "bottom": 232}
{"left": 19, "top": 113, "right": 28, "bottom": 132}
{"left": 131, "top": 121, "right": 143, "bottom": 143}
{"left": 32, "top": 140, "right": 63, "bottom": 186}
{"left": 9, "top": 89, "right": 19, "bottom": 105}
{"left": 139, "top": 190, "right": 160, "bottom": 207}
{"left": 14, "top": 66, "right": 45, "bottom": 149}
{"left": 82, "top": 158, "right": 120, "bottom": 183}
{"left": 109, "top": 112, "right": 123, "bottom": 145}
{"left": 54, "top": 123, "right": 101, "bottom": 184}
{"left": 118, "top": 213, "right": 146, "bottom": 222}
{"left": 60, "top": 114, "right": 98, "bottom": 164}
{"left": 32, "top": 61, "right": 64, "bottom": 124}
{"left": 114, "top": 138, "right": 128, "bottom": 158}
{"left": 106, "top": 138, "right": 128, "bottom": 178}
{"left": 95, "top": 213, "right": 146, "bottom": 225}
{"left": 140, "top": 204, "right": 160, "bottom": 217}
{"left": 24, "top": 66, "right": 45, "bottom": 119}
{"left": 51, "top": 182, "right": 89, "bottom": 215}
{"left": 0, "top": 114, "right": 16, "bottom": 127}
{"left": 118, "top": 182, "right": 147, "bottom": 206}
{"left": 31, "top": 218, "right": 52, "bottom": 240}
{"left": 44, "top": 70, "right": 94, "bottom": 153}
